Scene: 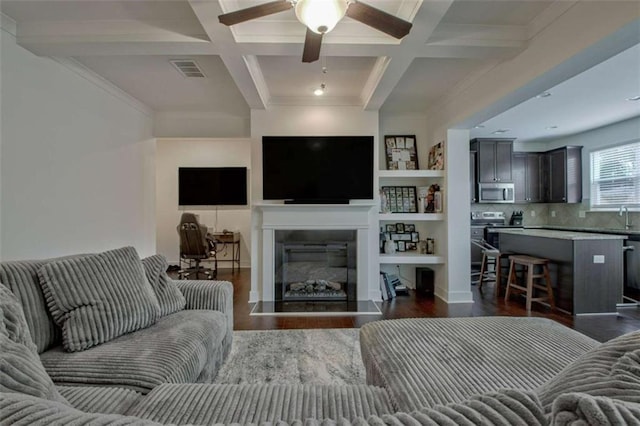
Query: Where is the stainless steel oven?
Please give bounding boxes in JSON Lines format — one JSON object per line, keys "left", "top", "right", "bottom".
{"left": 478, "top": 183, "right": 515, "bottom": 203}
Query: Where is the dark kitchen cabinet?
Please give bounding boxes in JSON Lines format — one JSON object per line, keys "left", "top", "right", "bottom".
{"left": 470, "top": 151, "right": 477, "bottom": 203}
{"left": 544, "top": 146, "right": 582, "bottom": 203}
{"left": 471, "top": 138, "right": 514, "bottom": 183}
{"left": 513, "top": 152, "right": 543, "bottom": 203}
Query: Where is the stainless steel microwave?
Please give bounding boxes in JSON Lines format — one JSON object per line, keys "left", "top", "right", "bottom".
{"left": 478, "top": 183, "right": 515, "bottom": 203}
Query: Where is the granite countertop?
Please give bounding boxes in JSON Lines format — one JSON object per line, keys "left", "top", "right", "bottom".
{"left": 497, "top": 228, "right": 628, "bottom": 241}
{"left": 528, "top": 225, "right": 640, "bottom": 237}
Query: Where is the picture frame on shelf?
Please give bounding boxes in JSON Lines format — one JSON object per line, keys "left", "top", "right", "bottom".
{"left": 407, "top": 242, "right": 416, "bottom": 251}
{"left": 384, "top": 135, "right": 418, "bottom": 170}
{"left": 427, "top": 141, "right": 444, "bottom": 170}
{"left": 381, "top": 186, "right": 418, "bottom": 213}
{"left": 411, "top": 232, "right": 419, "bottom": 242}
{"left": 385, "top": 224, "right": 396, "bottom": 233}
{"left": 406, "top": 224, "right": 415, "bottom": 232}
{"left": 397, "top": 241, "right": 406, "bottom": 252}
{"left": 396, "top": 223, "right": 405, "bottom": 233}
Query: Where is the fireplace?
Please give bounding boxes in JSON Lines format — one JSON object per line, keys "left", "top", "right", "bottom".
{"left": 274, "top": 230, "right": 357, "bottom": 302}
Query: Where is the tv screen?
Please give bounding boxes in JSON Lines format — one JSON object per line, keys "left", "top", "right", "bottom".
{"left": 179, "top": 167, "right": 247, "bottom": 206}
{"left": 262, "top": 136, "right": 374, "bottom": 203}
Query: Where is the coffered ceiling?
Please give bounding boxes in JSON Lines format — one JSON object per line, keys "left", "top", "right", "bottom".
{"left": 2, "top": 0, "right": 553, "bottom": 113}
{"left": 0, "top": 0, "right": 596, "bottom": 120}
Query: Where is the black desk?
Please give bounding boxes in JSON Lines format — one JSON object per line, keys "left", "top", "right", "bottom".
{"left": 212, "top": 232, "right": 241, "bottom": 272}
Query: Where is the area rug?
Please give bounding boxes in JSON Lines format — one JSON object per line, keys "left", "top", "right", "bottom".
{"left": 214, "top": 328, "right": 365, "bottom": 385}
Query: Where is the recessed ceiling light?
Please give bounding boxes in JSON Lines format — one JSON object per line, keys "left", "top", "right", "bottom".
{"left": 536, "top": 92, "right": 552, "bottom": 98}
{"left": 474, "top": 124, "right": 485, "bottom": 129}
{"left": 546, "top": 126, "right": 558, "bottom": 130}
{"left": 626, "top": 95, "right": 640, "bottom": 101}
{"left": 492, "top": 129, "right": 510, "bottom": 134}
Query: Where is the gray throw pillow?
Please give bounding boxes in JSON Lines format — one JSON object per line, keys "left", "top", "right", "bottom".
{"left": 38, "top": 246, "right": 161, "bottom": 352}
{"left": 141, "top": 254, "right": 186, "bottom": 316}
{"left": 537, "top": 330, "right": 640, "bottom": 412}
{"left": 552, "top": 393, "right": 640, "bottom": 425}
{"left": 0, "top": 283, "right": 68, "bottom": 404}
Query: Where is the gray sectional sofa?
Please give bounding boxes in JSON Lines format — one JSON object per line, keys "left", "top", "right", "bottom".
{"left": 2, "top": 246, "right": 640, "bottom": 425}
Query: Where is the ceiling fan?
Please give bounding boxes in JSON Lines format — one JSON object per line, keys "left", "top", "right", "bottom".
{"left": 218, "top": 0, "right": 413, "bottom": 63}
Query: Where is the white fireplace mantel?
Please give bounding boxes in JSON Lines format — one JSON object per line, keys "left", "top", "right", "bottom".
{"left": 255, "top": 202, "right": 377, "bottom": 302}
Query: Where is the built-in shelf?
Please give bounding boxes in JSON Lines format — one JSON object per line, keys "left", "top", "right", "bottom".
{"left": 379, "top": 213, "right": 444, "bottom": 221}
{"left": 379, "top": 253, "right": 445, "bottom": 264}
{"left": 379, "top": 170, "right": 445, "bottom": 178}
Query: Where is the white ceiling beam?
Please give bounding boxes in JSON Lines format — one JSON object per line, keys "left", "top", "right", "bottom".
{"left": 16, "top": 36, "right": 526, "bottom": 59}
{"left": 188, "top": 0, "right": 267, "bottom": 109}
{"left": 361, "top": 0, "right": 455, "bottom": 110}
{"left": 18, "top": 20, "right": 209, "bottom": 41}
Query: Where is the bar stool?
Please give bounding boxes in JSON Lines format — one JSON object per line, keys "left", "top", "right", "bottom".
{"left": 494, "top": 251, "right": 514, "bottom": 298}
{"left": 478, "top": 247, "right": 499, "bottom": 290}
{"left": 504, "top": 255, "right": 555, "bottom": 312}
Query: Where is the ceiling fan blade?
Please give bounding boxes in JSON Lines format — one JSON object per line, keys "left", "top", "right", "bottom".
{"left": 218, "top": 0, "right": 293, "bottom": 26}
{"left": 345, "top": 1, "right": 412, "bottom": 39}
{"left": 302, "top": 29, "right": 323, "bottom": 63}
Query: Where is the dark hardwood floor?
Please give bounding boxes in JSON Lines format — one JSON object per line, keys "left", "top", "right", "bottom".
{"left": 199, "top": 268, "right": 640, "bottom": 342}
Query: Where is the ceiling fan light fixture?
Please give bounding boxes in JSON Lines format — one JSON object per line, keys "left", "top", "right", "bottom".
{"left": 295, "top": 0, "right": 347, "bottom": 34}
{"left": 314, "top": 83, "right": 326, "bottom": 96}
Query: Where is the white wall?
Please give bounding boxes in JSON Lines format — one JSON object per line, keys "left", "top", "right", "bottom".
{"left": 154, "top": 111, "right": 250, "bottom": 139}
{"left": 155, "top": 138, "right": 252, "bottom": 266}
{"left": 250, "top": 106, "right": 379, "bottom": 302}
{"left": 0, "top": 29, "right": 156, "bottom": 260}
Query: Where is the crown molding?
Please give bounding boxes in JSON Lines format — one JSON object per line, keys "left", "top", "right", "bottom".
{"left": 360, "top": 56, "right": 391, "bottom": 107}
{"left": 1, "top": 13, "right": 17, "bottom": 36}
{"left": 527, "top": 1, "right": 578, "bottom": 40}
{"left": 268, "top": 95, "right": 362, "bottom": 107}
{"left": 243, "top": 55, "right": 271, "bottom": 108}
{"left": 51, "top": 57, "right": 154, "bottom": 117}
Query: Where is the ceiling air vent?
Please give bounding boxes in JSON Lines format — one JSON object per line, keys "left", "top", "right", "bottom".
{"left": 170, "top": 59, "right": 206, "bottom": 78}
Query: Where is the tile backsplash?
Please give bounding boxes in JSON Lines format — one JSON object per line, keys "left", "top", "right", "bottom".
{"left": 471, "top": 201, "right": 638, "bottom": 230}
{"left": 470, "top": 203, "right": 549, "bottom": 226}
{"left": 546, "top": 201, "right": 639, "bottom": 230}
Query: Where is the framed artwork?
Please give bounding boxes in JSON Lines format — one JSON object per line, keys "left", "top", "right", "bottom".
{"left": 386, "top": 224, "right": 397, "bottom": 233}
{"left": 411, "top": 232, "right": 419, "bottom": 242}
{"left": 427, "top": 141, "right": 445, "bottom": 170}
{"left": 397, "top": 241, "right": 406, "bottom": 252}
{"left": 406, "top": 224, "right": 415, "bottom": 232}
{"left": 396, "top": 223, "right": 405, "bottom": 233}
{"left": 385, "top": 135, "right": 418, "bottom": 170}
{"left": 381, "top": 186, "right": 418, "bottom": 213}
{"left": 407, "top": 242, "right": 417, "bottom": 251}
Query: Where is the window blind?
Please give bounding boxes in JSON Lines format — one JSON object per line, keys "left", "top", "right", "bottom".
{"left": 590, "top": 140, "right": 640, "bottom": 209}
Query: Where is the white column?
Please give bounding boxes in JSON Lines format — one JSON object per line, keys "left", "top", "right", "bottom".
{"left": 444, "top": 129, "right": 474, "bottom": 303}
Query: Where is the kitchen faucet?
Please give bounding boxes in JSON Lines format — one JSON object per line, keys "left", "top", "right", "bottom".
{"left": 619, "top": 205, "right": 633, "bottom": 230}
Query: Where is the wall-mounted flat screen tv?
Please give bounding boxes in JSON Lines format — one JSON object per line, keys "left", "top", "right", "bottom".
{"left": 262, "top": 136, "right": 374, "bottom": 203}
{"left": 179, "top": 167, "right": 248, "bottom": 206}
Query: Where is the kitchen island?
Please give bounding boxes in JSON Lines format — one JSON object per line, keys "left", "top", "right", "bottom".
{"left": 498, "top": 229, "right": 627, "bottom": 315}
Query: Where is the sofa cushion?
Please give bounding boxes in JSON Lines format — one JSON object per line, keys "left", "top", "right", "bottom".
{"left": 38, "top": 246, "right": 161, "bottom": 352}
{"left": 130, "top": 387, "right": 545, "bottom": 426}
{"left": 141, "top": 254, "right": 185, "bottom": 316}
{"left": 40, "top": 310, "right": 228, "bottom": 394}
{"left": 360, "top": 317, "right": 599, "bottom": 412}
{"left": 537, "top": 330, "right": 640, "bottom": 412}
{"left": 552, "top": 393, "right": 640, "bottom": 425}
{"left": 0, "top": 393, "right": 161, "bottom": 426}
{"left": 0, "top": 259, "right": 63, "bottom": 353}
{"left": 58, "top": 386, "right": 143, "bottom": 415}
{"left": 0, "top": 283, "right": 67, "bottom": 404}
{"left": 128, "top": 383, "right": 394, "bottom": 424}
